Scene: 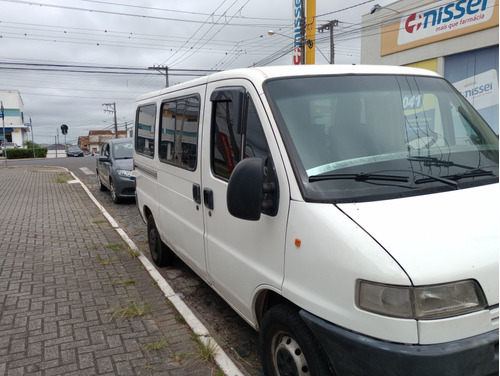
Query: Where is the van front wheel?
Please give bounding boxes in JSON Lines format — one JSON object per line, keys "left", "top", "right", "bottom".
{"left": 147, "top": 215, "right": 175, "bottom": 267}
{"left": 260, "top": 304, "right": 333, "bottom": 376}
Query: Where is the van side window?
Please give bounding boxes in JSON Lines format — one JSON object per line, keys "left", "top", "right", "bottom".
{"left": 211, "top": 88, "right": 270, "bottom": 180}
{"left": 245, "top": 99, "right": 269, "bottom": 161}
{"left": 212, "top": 91, "right": 243, "bottom": 179}
{"left": 135, "top": 104, "right": 156, "bottom": 157}
{"left": 159, "top": 96, "right": 200, "bottom": 170}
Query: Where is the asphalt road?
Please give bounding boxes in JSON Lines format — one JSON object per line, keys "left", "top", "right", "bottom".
{"left": 7, "top": 155, "right": 263, "bottom": 376}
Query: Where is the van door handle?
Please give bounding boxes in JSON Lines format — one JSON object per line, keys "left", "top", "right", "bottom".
{"left": 192, "top": 183, "right": 201, "bottom": 204}
{"left": 203, "top": 188, "right": 214, "bottom": 210}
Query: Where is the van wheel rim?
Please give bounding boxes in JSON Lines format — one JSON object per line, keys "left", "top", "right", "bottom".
{"left": 273, "top": 333, "right": 309, "bottom": 376}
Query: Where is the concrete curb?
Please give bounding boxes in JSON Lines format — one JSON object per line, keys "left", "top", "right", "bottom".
{"left": 68, "top": 170, "right": 245, "bottom": 376}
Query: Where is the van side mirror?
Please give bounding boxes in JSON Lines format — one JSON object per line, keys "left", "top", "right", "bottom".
{"left": 227, "top": 158, "right": 264, "bottom": 221}
{"left": 98, "top": 155, "right": 109, "bottom": 163}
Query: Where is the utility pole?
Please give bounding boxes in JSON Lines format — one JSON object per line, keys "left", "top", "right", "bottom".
{"left": 102, "top": 102, "right": 118, "bottom": 138}
{"left": 30, "top": 117, "right": 35, "bottom": 158}
{"left": 305, "top": 0, "right": 316, "bottom": 65}
{"left": 148, "top": 65, "right": 169, "bottom": 87}
{"left": 318, "top": 20, "right": 339, "bottom": 64}
{"left": 1, "top": 101, "right": 6, "bottom": 166}
{"left": 55, "top": 130, "right": 59, "bottom": 158}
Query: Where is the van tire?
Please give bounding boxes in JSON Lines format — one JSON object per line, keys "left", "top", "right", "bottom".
{"left": 260, "top": 304, "right": 333, "bottom": 376}
{"left": 147, "top": 215, "right": 175, "bottom": 267}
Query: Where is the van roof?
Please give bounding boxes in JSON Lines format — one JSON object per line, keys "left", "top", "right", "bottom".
{"left": 136, "top": 64, "right": 440, "bottom": 102}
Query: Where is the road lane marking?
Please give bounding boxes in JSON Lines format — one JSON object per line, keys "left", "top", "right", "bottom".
{"left": 80, "top": 167, "right": 94, "bottom": 175}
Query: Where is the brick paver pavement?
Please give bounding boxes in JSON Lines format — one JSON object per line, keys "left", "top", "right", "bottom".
{"left": 0, "top": 166, "right": 222, "bottom": 375}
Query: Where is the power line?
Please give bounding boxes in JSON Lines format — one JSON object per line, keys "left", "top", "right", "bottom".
{"left": 0, "top": 61, "right": 218, "bottom": 72}
{"left": 163, "top": 0, "right": 253, "bottom": 68}
{"left": 0, "top": 0, "right": 288, "bottom": 28}
{"left": 0, "top": 62, "right": 220, "bottom": 76}
{"left": 161, "top": 0, "right": 234, "bottom": 67}
{"left": 77, "top": 0, "right": 290, "bottom": 22}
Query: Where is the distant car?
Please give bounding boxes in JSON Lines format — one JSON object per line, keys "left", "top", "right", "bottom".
{"left": 0, "top": 142, "right": 20, "bottom": 156}
{"left": 66, "top": 145, "right": 84, "bottom": 157}
{"left": 96, "top": 138, "right": 135, "bottom": 203}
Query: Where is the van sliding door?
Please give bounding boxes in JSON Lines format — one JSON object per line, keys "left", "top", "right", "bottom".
{"left": 157, "top": 90, "right": 210, "bottom": 282}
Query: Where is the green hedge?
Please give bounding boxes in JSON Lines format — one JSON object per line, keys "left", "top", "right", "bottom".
{"left": 2, "top": 148, "right": 47, "bottom": 159}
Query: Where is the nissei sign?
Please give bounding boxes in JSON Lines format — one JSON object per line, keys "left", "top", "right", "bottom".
{"left": 400, "top": 0, "right": 495, "bottom": 44}
{"left": 293, "top": 0, "right": 302, "bottom": 65}
{"left": 381, "top": 0, "right": 498, "bottom": 55}
{"left": 453, "top": 69, "right": 499, "bottom": 111}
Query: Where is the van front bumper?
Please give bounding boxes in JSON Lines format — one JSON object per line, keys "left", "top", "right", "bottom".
{"left": 300, "top": 310, "right": 499, "bottom": 376}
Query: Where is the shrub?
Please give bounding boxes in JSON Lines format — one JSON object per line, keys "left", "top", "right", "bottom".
{"left": 3, "top": 147, "right": 47, "bottom": 159}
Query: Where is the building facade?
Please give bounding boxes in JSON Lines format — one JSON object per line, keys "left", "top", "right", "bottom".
{"left": 361, "top": 0, "right": 499, "bottom": 133}
{"left": 0, "top": 90, "right": 30, "bottom": 145}
{"left": 87, "top": 130, "right": 128, "bottom": 153}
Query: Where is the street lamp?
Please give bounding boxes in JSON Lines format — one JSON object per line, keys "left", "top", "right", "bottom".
{"left": 268, "top": 29, "right": 309, "bottom": 65}
{"left": 370, "top": 4, "right": 400, "bottom": 14}
{"left": 268, "top": 30, "right": 292, "bottom": 39}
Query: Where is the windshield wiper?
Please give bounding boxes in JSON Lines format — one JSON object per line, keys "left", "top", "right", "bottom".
{"left": 448, "top": 169, "right": 494, "bottom": 180}
{"left": 415, "top": 168, "right": 494, "bottom": 184}
{"left": 309, "top": 173, "right": 409, "bottom": 183}
{"left": 309, "top": 168, "right": 493, "bottom": 188}
{"left": 408, "top": 156, "right": 477, "bottom": 170}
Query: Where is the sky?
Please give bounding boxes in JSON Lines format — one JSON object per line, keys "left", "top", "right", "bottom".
{"left": 0, "top": 0, "right": 395, "bottom": 145}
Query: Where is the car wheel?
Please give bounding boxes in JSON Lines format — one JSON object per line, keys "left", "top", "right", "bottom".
{"left": 147, "top": 214, "right": 175, "bottom": 267}
{"left": 110, "top": 179, "right": 121, "bottom": 204}
{"left": 260, "top": 304, "right": 333, "bottom": 376}
{"left": 97, "top": 173, "right": 108, "bottom": 191}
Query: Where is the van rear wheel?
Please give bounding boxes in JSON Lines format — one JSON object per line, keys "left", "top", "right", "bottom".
{"left": 147, "top": 215, "right": 175, "bottom": 267}
{"left": 260, "top": 304, "right": 333, "bottom": 376}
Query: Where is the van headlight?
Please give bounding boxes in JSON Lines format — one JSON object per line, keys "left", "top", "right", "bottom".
{"left": 117, "top": 169, "right": 132, "bottom": 177}
{"left": 356, "top": 280, "right": 487, "bottom": 319}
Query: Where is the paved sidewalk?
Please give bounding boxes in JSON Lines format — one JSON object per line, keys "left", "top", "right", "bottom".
{"left": 0, "top": 166, "right": 228, "bottom": 375}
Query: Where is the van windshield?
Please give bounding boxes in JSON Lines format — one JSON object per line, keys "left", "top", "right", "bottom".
{"left": 264, "top": 74, "right": 499, "bottom": 203}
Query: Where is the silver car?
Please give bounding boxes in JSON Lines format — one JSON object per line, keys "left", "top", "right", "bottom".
{"left": 0, "top": 142, "right": 20, "bottom": 156}
{"left": 96, "top": 138, "right": 135, "bottom": 203}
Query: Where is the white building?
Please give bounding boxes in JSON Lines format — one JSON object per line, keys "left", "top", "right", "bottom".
{"left": 0, "top": 90, "right": 30, "bottom": 146}
{"left": 361, "top": 0, "right": 499, "bottom": 133}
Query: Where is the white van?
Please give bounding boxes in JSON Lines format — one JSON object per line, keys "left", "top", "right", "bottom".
{"left": 133, "top": 65, "right": 498, "bottom": 376}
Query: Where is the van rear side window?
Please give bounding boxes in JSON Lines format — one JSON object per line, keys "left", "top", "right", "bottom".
{"left": 135, "top": 104, "right": 156, "bottom": 157}
{"left": 159, "top": 96, "right": 200, "bottom": 170}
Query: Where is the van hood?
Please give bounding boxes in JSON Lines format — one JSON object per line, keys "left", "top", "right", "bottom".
{"left": 338, "top": 184, "right": 499, "bottom": 304}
